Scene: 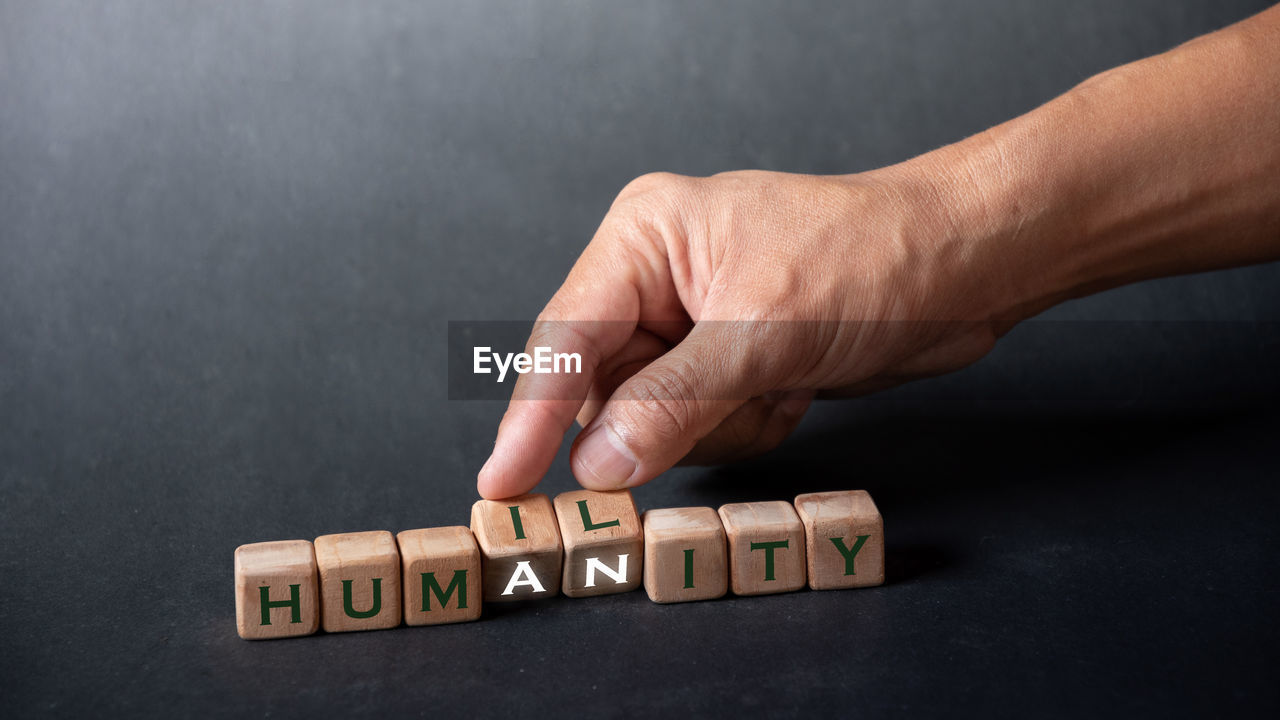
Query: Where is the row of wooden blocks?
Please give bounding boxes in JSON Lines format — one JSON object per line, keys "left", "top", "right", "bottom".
{"left": 235, "top": 489, "right": 883, "bottom": 639}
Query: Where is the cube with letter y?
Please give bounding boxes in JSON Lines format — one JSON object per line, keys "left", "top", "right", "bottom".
{"left": 553, "top": 489, "right": 643, "bottom": 598}
{"left": 471, "top": 493, "right": 563, "bottom": 602}
{"left": 234, "top": 540, "right": 321, "bottom": 640}
{"left": 794, "top": 490, "right": 885, "bottom": 589}
{"left": 718, "top": 501, "right": 807, "bottom": 595}
{"left": 397, "top": 526, "right": 482, "bottom": 625}
{"left": 314, "top": 531, "right": 403, "bottom": 632}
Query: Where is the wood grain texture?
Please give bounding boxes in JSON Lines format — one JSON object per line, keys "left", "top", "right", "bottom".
{"left": 794, "top": 490, "right": 885, "bottom": 590}
{"left": 234, "top": 540, "right": 320, "bottom": 640}
{"left": 553, "top": 489, "right": 643, "bottom": 598}
{"left": 397, "top": 526, "right": 482, "bottom": 626}
{"left": 718, "top": 501, "right": 806, "bottom": 596}
{"left": 314, "top": 531, "right": 402, "bottom": 633}
{"left": 470, "top": 493, "right": 563, "bottom": 602}
{"left": 641, "top": 507, "right": 727, "bottom": 604}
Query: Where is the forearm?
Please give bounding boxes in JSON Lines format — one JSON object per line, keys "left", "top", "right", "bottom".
{"left": 916, "top": 5, "right": 1280, "bottom": 327}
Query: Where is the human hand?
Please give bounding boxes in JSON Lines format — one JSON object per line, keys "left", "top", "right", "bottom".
{"left": 475, "top": 6, "right": 1280, "bottom": 500}
{"left": 476, "top": 162, "right": 1016, "bottom": 499}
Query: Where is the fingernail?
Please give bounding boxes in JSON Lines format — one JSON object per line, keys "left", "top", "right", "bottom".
{"left": 575, "top": 423, "right": 638, "bottom": 489}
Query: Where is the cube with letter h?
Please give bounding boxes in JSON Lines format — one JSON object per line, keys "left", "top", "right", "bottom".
{"left": 234, "top": 540, "right": 321, "bottom": 640}
{"left": 794, "top": 490, "right": 885, "bottom": 589}
{"left": 553, "top": 490, "right": 643, "bottom": 598}
{"left": 471, "top": 493, "right": 564, "bottom": 601}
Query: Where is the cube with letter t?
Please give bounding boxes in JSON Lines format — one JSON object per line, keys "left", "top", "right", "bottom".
{"left": 470, "top": 494, "right": 563, "bottom": 602}
{"left": 553, "top": 490, "right": 643, "bottom": 598}
{"left": 718, "top": 501, "right": 807, "bottom": 596}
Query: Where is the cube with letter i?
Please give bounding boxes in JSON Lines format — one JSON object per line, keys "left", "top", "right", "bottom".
{"left": 794, "top": 490, "right": 885, "bottom": 589}
{"left": 553, "top": 489, "right": 643, "bottom": 598}
{"left": 397, "top": 526, "right": 482, "bottom": 625}
{"left": 234, "top": 540, "right": 321, "bottom": 640}
{"left": 641, "top": 507, "right": 728, "bottom": 603}
{"left": 314, "top": 531, "right": 403, "bottom": 633}
{"left": 470, "top": 493, "right": 563, "bottom": 602}
{"left": 718, "top": 501, "right": 807, "bottom": 596}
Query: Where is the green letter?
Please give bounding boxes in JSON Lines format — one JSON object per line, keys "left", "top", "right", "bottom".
{"left": 508, "top": 505, "right": 526, "bottom": 540}
{"left": 829, "top": 535, "right": 870, "bottom": 576}
{"left": 749, "top": 540, "right": 789, "bottom": 581}
{"left": 342, "top": 578, "right": 382, "bottom": 619}
{"left": 421, "top": 569, "right": 468, "bottom": 611}
{"left": 258, "top": 584, "right": 302, "bottom": 626}
{"left": 683, "top": 549, "right": 695, "bottom": 589}
{"left": 577, "top": 499, "right": 621, "bottom": 531}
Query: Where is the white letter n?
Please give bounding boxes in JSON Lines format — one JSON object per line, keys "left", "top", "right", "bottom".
{"left": 583, "top": 554, "right": 629, "bottom": 588}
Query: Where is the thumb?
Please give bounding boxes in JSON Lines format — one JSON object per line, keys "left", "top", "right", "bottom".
{"left": 569, "top": 322, "right": 766, "bottom": 490}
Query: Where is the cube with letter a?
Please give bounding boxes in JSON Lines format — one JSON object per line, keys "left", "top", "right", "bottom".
{"left": 471, "top": 493, "right": 563, "bottom": 602}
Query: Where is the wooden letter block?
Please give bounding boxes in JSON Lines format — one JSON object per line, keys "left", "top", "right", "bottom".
{"left": 794, "top": 490, "right": 885, "bottom": 589}
{"left": 641, "top": 507, "right": 728, "bottom": 604}
{"left": 234, "top": 540, "right": 320, "bottom": 640}
{"left": 397, "top": 526, "right": 482, "bottom": 626}
{"left": 718, "top": 501, "right": 807, "bottom": 596}
{"left": 314, "top": 531, "right": 402, "bottom": 633}
{"left": 470, "top": 493, "right": 563, "bottom": 602}
{"left": 553, "top": 490, "right": 643, "bottom": 598}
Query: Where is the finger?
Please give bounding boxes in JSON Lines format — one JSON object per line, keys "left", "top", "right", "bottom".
{"left": 476, "top": 223, "right": 686, "bottom": 499}
{"left": 578, "top": 328, "right": 676, "bottom": 428}
{"left": 679, "top": 389, "right": 814, "bottom": 465}
{"left": 476, "top": 307, "right": 636, "bottom": 500}
{"left": 568, "top": 322, "right": 769, "bottom": 490}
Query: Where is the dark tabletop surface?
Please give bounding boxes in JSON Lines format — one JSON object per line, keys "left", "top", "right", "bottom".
{"left": 3, "top": 1, "right": 1279, "bottom": 717}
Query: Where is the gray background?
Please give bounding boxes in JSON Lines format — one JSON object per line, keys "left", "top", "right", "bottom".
{"left": 2, "top": 1, "right": 1278, "bottom": 717}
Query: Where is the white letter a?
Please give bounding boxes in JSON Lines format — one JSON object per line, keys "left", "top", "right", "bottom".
{"left": 501, "top": 560, "right": 547, "bottom": 596}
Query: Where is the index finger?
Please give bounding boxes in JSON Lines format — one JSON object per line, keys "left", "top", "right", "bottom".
{"left": 474, "top": 241, "right": 643, "bottom": 499}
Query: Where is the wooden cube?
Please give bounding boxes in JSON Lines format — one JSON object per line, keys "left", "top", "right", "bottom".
{"left": 470, "top": 493, "right": 563, "bottom": 602}
{"left": 553, "top": 490, "right": 643, "bottom": 598}
{"left": 314, "top": 531, "right": 402, "bottom": 633}
{"left": 641, "top": 507, "right": 728, "bottom": 604}
{"left": 794, "top": 490, "right": 885, "bottom": 589}
{"left": 234, "top": 540, "right": 321, "bottom": 640}
{"left": 397, "top": 526, "right": 482, "bottom": 626}
{"left": 717, "top": 501, "right": 807, "bottom": 596}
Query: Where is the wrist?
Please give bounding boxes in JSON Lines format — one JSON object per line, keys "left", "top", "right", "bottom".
{"left": 862, "top": 135, "right": 1054, "bottom": 333}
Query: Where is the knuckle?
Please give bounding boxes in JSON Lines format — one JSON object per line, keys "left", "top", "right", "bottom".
{"left": 619, "top": 365, "right": 699, "bottom": 441}
{"left": 611, "top": 172, "right": 695, "bottom": 221}
{"left": 618, "top": 171, "right": 685, "bottom": 200}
